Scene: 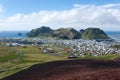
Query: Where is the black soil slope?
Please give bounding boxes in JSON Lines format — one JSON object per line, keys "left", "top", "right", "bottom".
{"left": 2, "top": 59, "right": 120, "bottom": 80}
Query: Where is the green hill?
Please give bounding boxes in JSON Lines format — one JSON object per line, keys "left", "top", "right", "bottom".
{"left": 27, "top": 26, "right": 53, "bottom": 37}
{"left": 27, "top": 26, "right": 110, "bottom": 40}
{"left": 80, "top": 28, "right": 110, "bottom": 39}
{"left": 27, "top": 26, "right": 81, "bottom": 39}
{"left": 52, "top": 28, "right": 81, "bottom": 39}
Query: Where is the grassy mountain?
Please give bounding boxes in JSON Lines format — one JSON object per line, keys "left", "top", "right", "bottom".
{"left": 27, "top": 26, "right": 53, "bottom": 37}
{"left": 27, "top": 26, "right": 110, "bottom": 39}
{"left": 27, "top": 26, "right": 81, "bottom": 39}
{"left": 80, "top": 28, "right": 110, "bottom": 39}
{"left": 52, "top": 28, "right": 81, "bottom": 39}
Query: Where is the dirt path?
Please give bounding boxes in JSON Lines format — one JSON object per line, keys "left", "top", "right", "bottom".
{"left": 2, "top": 59, "right": 120, "bottom": 80}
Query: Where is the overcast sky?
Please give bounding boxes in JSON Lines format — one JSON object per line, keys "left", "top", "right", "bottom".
{"left": 0, "top": 0, "right": 120, "bottom": 31}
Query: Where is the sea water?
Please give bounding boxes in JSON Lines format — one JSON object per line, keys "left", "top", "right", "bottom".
{"left": 0, "top": 31, "right": 28, "bottom": 38}
{"left": 106, "top": 31, "right": 120, "bottom": 40}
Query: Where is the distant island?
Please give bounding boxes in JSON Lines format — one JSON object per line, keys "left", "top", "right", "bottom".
{"left": 18, "top": 33, "right": 22, "bottom": 36}
{"left": 27, "top": 26, "right": 110, "bottom": 39}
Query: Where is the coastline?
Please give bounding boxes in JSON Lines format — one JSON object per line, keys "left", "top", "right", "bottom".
{"left": 0, "top": 31, "right": 120, "bottom": 40}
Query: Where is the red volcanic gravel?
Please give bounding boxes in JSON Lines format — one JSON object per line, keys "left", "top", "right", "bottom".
{"left": 2, "top": 59, "right": 120, "bottom": 80}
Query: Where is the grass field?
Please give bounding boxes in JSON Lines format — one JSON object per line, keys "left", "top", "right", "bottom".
{"left": 0, "top": 46, "right": 63, "bottom": 79}
{"left": 0, "top": 45, "right": 119, "bottom": 79}
{"left": 82, "top": 54, "right": 120, "bottom": 60}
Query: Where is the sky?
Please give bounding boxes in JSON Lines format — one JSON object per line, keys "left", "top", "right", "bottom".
{"left": 0, "top": 0, "right": 120, "bottom": 31}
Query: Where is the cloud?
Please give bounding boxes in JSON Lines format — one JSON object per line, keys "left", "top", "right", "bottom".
{"left": 102, "top": 4, "right": 120, "bottom": 8}
{"left": 7, "top": 14, "right": 22, "bottom": 23}
{"left": 1, "top": 4, "right": 120, "bottom": 31}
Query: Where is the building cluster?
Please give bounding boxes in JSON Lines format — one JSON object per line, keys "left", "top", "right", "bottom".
{"left": 0, "top": 37, "right": 120, "bottom": 57}
{"left": 64, "top": 40, "right": 120, "bottom": 56}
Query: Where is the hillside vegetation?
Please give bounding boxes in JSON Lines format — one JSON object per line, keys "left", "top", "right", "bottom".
{"left": 0, "top": 46, "right": 62, "bottom": 79}
{"left": 0, "top": 45, "right": 119, "bottom": 79}
{"left": 52, "top": 28, "right": 81, "bottom": 39}
{"left": 80, "top": 28, "right": 110, "bottom": 39}
{"left": 27, "top": 26, "right": 53, "bottom": 37}
{"left": 27, "top": 26, "right": 110, "bottom": 39}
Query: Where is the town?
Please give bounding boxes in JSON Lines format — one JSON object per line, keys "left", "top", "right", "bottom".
{"left": 0, "top": 37, "right": 120, "bottom": 58}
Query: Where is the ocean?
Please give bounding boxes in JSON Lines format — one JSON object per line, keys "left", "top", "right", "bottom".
{"left": 106, "top": 31, "right": 120, "bottom": 40}
{"left": 0, "top": 31, "right": 28, "bottom": 38}
{"left": 0, "top": 31, "right": 119, "bottom": 40}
